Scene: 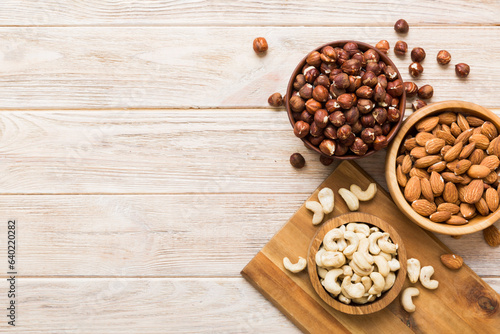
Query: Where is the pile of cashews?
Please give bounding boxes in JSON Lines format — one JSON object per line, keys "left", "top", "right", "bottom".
{"left": 316, "top": 222, "right": 400, "bottom": 305}
{"left": 401, "top": 258, "right": 439, "bottom": 313}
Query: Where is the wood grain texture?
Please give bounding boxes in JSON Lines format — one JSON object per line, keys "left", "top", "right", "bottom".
{"left": 0, "top": 27, "right": 498, "bottom": 108}
{"left": 0, "top": 1, "right": 497, "bottom": 26}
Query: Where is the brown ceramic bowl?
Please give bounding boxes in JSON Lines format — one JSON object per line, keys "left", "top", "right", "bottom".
{"left": 308, "top": 212, "right": 407, "bottom": 315}
{"left": 386, "top": 101, "right": 500, "bottom": 235}
{"left": 286, "top": 40, "right": 406, "bottom": 160}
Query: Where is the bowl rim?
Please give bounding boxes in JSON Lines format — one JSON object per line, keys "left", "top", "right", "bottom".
{"left": 285, "top": 40, "right": 406, "bottom": 160}
{"left": 307, "top": 212, "right": 407, "bottom": 315}
{"left": 385, "top": 100, "right": 500, "bottom": 235}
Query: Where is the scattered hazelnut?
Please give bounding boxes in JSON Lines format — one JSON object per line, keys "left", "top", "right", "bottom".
{"left": 409, "top": 62, "right": 424, "bottom": 78}
{"left": 374, "top": 83, "right": 387, "bottom": 102}
{"left": 306, "top": 51, "right": 322, "bottom": 67}
{"left": 375, "top": 40, "right": 390, "bottom": 54}
{"left": 382, "top": 122, "right": 391, "bottom": 135}
{"left": 333, "top": 73, "right": 350, "bottom": 89}
{"left": 347, "top": 75, "right": 362, "bottom": 93}
{"left": 290, "top": 153, "right": 305, "bottom": 168}
{"left": 330, "top": 85, "right": 346, "bottom": 99}
{"left": 360, "top": 114, "right": 376, "bottom": 128}
{"left": 404, "top": 82, "right": 418, "bottom": 98}
{"left": 319, "top": 155, "right": 334, "bottom": 166}
{"left": 304, "top": 66, "right": 320, "bottom": 83}
{"left": 289, "top": 95, "right": 305, "bottom": 112}
{"left": 412, "top": 99, "right": 427, "bottom": 111}
{"left": 394, "top": 41, "right": 408, "bottom": 56}
{"left": 363, "top": 49, "right": 380, "bottom": 63}
{"left": 329, "top": 111, "right": 346, "bottom": 127}
{"left": 373, "top": 107, "right": 388, "bottom": 125}
{"left": 365, "top": 62, "right": 381, "bottom": 75}
{"left": 324, "top": 125, "right": 337, "bottom": 140}
{"left": 314, "top": 74, "right": 330, "bottom": 88}
{"left": 436, "top": 50, "right": 451, "bottom": 65}
{"left": 321, "top": 46, "right": 337, "bottom": 63}
{"left": 455, "top": 63, "right": 470, "bottom": 78}
{"left": 373, "top": 125, "right": 383, "bottom": 136}
{"left": 394, "top": 19, "right": 409, "bottom": 33}
{"left": 335, "top": 143, "right": 349, "bottom": 156}
{"left": 298, "top": 84, "right": 313, "bottom": 99}
{"left": 337, "top": 124, "right": 352, "bottom": 142}
{"left": 350, "top": 137, "right": 369, "bottom": 156}
{"left": 309, "top": 135, "right": 325, "bottom": 146}
{"left": 378, "top": 61, "right": 387, "bottom": 72}
{"left": 411, "top": 47, "right": 426, "bottom": 62}
{"left": 387, "top": 79, "right": 404, "bottom": 97}
{"left": 377, "top": 74, "right": 388, "bottom": 89}
{"left": 300, "top": 110, "right": 314, "bottom": 124}
{"left": 341, "top": 59, "right": 362, "bottom": 76}
{"left": 351, "top": 53, "right": 367, "bottom": 67}
{"left": 305, "top": 98, "right": 322, "bottom": 114}
{"left": 336, "top": 48, "right": 350, "bottom": 64}
{"left": 293, "top": 121, "right": 310, "bottom": 138}
{"left": 343, "top": 42, "right": 359, "bottom": 56}
{"left": 351, "top": 120, "right": 363, "bottom": 134}
{"left": 325, "top": 99, "right": 341, "bottom": 113}
{"left": 337, "top": 93, "right": 355, "bottom": 109}
{"left": 312, "top": 85, "right": 329, "bottom": 102}
{"left": 268, "top": 93, "right": 283, "bottom": 107}
{"left": 361, "top": 128, "right": 376, "bottom": 144}
{"left": 309, "top": 121, "right": 324, "bottom": 137}
{"left": 361, "top": 71, "right": 377, "bottom": 87}
{"left": 387, "top": 106, "right": 401, "bottom": 122}
{"left": 417, "top": 84, "right": 434, "bottom": 99}
{"left": 293, "top": 74, "right": 306, "bottom": 91}
{"left": 357, "top": 99, "right": 375, "bottom": 114}
{"left": 383, "top": 66, "right": 398, "bottom": 81}
{"left": 356, "top": 86, "right": 373, "bottom": 99}
{"left": 373, "top": 135, "right": 388, "bottom": 150}
{"left": 320, "top": 62, "right": 336, "bottom": 74}
{"left": 380, "top": 93, "right": 392, "bottom": 107}
{"left": 319, "top": 139, "right": 336, "bottom": 156}
{"left": 253, "top": 37, "right": 268, "bottom": 53}
{"left": 344, "top": 107, "right": 360, "bottom": 125}
{"left": 314, "top": 109, "right": 329, "bottom": 128}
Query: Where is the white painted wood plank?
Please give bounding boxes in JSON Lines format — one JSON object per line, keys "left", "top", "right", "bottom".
{"left": 0, "top": 1, "right": 497, "bottom": 26}
{"left": 0, "top": 278, "right": 301, "bottom": 333}
{"left": 0, "top": 194, "right": 498, "bottom": 277}
{"left": 0, "top": 27, "right": 498, "bottom": 109}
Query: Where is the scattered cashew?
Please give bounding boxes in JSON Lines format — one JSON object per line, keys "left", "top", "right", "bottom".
{"left": 346, "top": 223, "right": 370, "bottom": 237}
{"left": 338, "top": 293, "right": 351, "bottom": 304}
{"left": 305, "top": 201, "right": 324, "bottom": 225}
{"left": 368, "top": 232, "right": 384, "bottom": 255}
{"left": 382, "top": 272, "right": 396, "bottom": 292}
{"left": 373, "top": 255, "right": 390, "bottom": 277}
{"left": 283, "top": 257, "right": 307, "bottom": 273}
{"left": 342, "top": 231, "right": 360, "bottom": 258}
{"left": 420, "top": 266, "right": 439, "bottom": 290}
{"left": 321, "top": 251, "right": 346, "bottom": 268}
{"left": 318, "top": 187, "right": 335, "bottom": 214}
{"left": 388, "top": 258, "right": 401, "bottom": 272}
{"left": 317, "top": 267, "right": 328, "bottom": 280}
{"left": 321, "top": 269, "right": 343, "bottom": 296}
{"left": 368, "top": 272, "right": 385, "bottom": 295}
{"left": 353, "top": 251, "right": 374, "bottom": 271}
{"left": 407, "top": 258, "right": 421, "bottom": 284}
{"left": 338, "top": 188, "right": 360, "bottom": 211}
{"left": 341, "top": 276, "right": 366, "bottom": 299}
{"left": 350, "top": 183, "right": 378, "bottom": 201}
{"left": 378, "top": 233, "right": 398, "bottom": 254}
{"left": 401, "top": 287, "right": 420, "bottom": 313}
{"left": 323, "top": 228, "right": 343, "bottom": 251}
{"left": 350, "top": 259, "right": 374, "bottom": 277}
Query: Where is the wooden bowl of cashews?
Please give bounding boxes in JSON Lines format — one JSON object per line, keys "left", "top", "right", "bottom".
{"left": 307, "top": 212, "right": 407, "bottom": 315}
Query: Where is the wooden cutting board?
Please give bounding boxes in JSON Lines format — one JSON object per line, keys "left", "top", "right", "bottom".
{"left": 241, "top": 161, "right": 500, "bottom": 333}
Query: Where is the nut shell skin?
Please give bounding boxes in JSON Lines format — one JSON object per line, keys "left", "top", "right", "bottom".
{"left": 437, "top": 50, "right": 451, "bottom": 65}
{"left": 455, "top": 63, "right": 470, "bottom": 78}
{"left": 411, "top": 47, "right": 426, "bottom": 63}
{"left": 293, "top": 121, "right": 310, "bottom": 138}
{"left": 394, "top": 19, "right": 409, "bottom": 33}
{"left": 290, "top": 153, "right": 305, "bottom": 168}
{"left": 253, "top": 37, "right": 268, "bottom": 53}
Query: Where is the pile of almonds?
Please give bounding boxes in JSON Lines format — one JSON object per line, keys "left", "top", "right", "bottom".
{"left": 397, "top": 112, "right": 500, "bottom": 224}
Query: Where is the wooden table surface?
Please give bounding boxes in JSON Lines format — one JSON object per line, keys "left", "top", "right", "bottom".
{"left": 0, "top": 1, "right": 499, "bottom": 333}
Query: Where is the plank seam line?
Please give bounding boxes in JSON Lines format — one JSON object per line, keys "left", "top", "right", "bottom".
{"left": 0, "top": 24, "right": 497, "bottom": 28}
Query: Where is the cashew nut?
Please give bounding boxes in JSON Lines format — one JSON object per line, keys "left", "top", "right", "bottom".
{"left": 388, "top": 258, "right": 401, "bottom": 272}
{"left": 318, "top": 187, "right": 334, "bottom": 214}
{"left": 305, "top": 201, "right": 324, "bottom": 225}
{"left": 370, "top": 226, "right": 380, "bottom": 234}
{"left": 315, "top": 248, "right": 326, "bottom": 267}
{"left": 379, "top": 251, "right": 392, "bottom": 261}
{"left": 338, "top": 188, "right": 359, "bottom": 211}
{"left": 350, "top": 183, "right": 377, "bottom": 201}
{"left": 352, "top": 295, "right": 371, "bottom": 304}
{"left": 407, "top": 258, "right": 421, "bottom": 284}
{"left": 353, "top": 252, "right": 374, "bottom": 271}
{"left": 350, "top": 259, "right": 374, "bottom": 276}
{"left": 357, "top": 238, "right": 374, "bottom": 262}
{"left": 341, "top": 265, "right": 353, "bottom": 277}
{"left": 346, "top": 223, "right": 370, "bottom": 237}
{"left": 361, "top": 276, "right": 372, "bottom": 292}
{"left": 321, "top": 251, "right": 346, "bottom": 268}
{"left": 338, "top": 293, "right": 351, "bottom": 304}
{"left": 368, "top": 272, "right": 385, "bottom": 295}
{"left": 378, "top": 233, "right": 398, "bottom": 254}
{"left": 317, "top": 267, "right": 328, "bottom": 280}
{"left": 341, "top": 276, "right": 366, "bottom": 299}
{"left": 323, "top": 228, "right": 343, "bottom": 251}
{"left": 420, "top": 266, "right": 439, "bottom": 290}
{"left": 382, "top": 272, "right": 396, "bottom": 292}
{"left": 342, "top": 231, "right": 360, "bottom": 258}
{"left": 373, "top": 255, "right": 390, "bottom": 277}
{"left": 321, "top": 268, "right": 343, "bottom": 296}
{"left": 368, "top": 232, "right": 384, "bottom": 255}
{"left": 351, "top": 273, "right": 362, "bottom": 283}
{"left": 283, "top": 257, "right": 307, "bottom": 273}
{"left": 336, "top": 237, "right": 347, "bottom": 252}
{"left": 401, "top": 287, "right": 420, "bottom": 313}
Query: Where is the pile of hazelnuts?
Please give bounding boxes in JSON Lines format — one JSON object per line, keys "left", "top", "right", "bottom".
{"left": 289, "top": 42, "right": 403, "bottom": 157}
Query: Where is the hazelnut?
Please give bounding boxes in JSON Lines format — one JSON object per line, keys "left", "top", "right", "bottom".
{"left": 379, "top": 93, "right": 392, "bottom": 108}
{"left": 374, "top": 83, "right": 387, "bottom": 102}
{"left": 305, "top": 98, "right": 322, "bottom": 114}
{"left": 344, "top": 107, "right": 360, "bottom": 125}
{"left": 335, "top": 143, "right": 349, "bottom": 156}
{"left": 337, "top": 93, "right": 355, "bottom": 109}
{"left": 309, "top": 121, "right": 324, "bottom": 137}
{"left": 361, "top": 128, "right": 376, "bottom": 144}
{"left": 361, "top": 71, "right": 378, "bottom": 87}
{"left": 394, "top": 19, "right": 409, "bottom": 33}
{"left": 298, "top": 84, "right": 313, "bottom": 99}
{"left": 360, "top": 113, "right": 376, "bottom": 128}
{"left": 253, "top": 37, "right": 268, "bottom": 53}
{"left": 373, "top": 135, "right": 388, "bottom": 150}
{"left": 382, "top": 122, "right": 391, "bottom": 135}
{"left": 320, "top": 62, "right": 337, "bottom": 74}
{"left": 404, "top": 82, "right": 418, "bottom": 98}
{"left": 409, "top": 62, "right": 424, "bottom": 78}
{"left": 383, "top": 65, "right": 398, "bottom": 81}
{"left": 356, "top": 86, "right": 373, "bottom": 99}
{"left": 314, "top": 74, "right": 330, "bottom": 88}
{"left": 290, "top": 153, "right": 305, "bottom": 168}
{"left": 304, "top": 66, "right": 320, "bottom": 83}
{"left": 391, "top": 97, "right": 399, "bottom": 107}
{"left": 387, "top": 79, "right": 404, "bottom": 97}
{"left": 293, "top": 121, "right": 310, "bottom": 138}
{"left": 329, "top": 68, "right": 343, "bottom": 78}
{"left": 373, "top": 107, "right": 388, "bottom": 125}
{"left": 343, "top": 42, "right": 359, "bottom": 56}
{"left": 309, "top": 134, "right": 325, "bottom": 146}
{"left": 340, "top": 132, "right": 355, "bottom": 147}
{"left": 324, "top": 125, "right": 337, "bottom": 140}
{"left": 357, "top": 99, "right": 375, "bottom": 114}
{"left": 291, "top": 112, "right": 302, "bottom": 121}
{"left": 341, "top": 59, "right": 362, "bottom": 76}
{"left": 412, "top": 99, "right": 427, "bottom": 111}
{"left": 387, "top": 106, "right": 401, "bottom": 122}
{"left": 319, "top": 139, "right": 336, "bottom": 156}
{"left": 375, "top": 40, "right": 390, "bottom": 54}
{"left": 300, "top": 110, "right": 314, "bottom": 124}
{"left": 312, "top": 85, "right": 329, "bottom": 102}
{"left": 373, "top": 125, "right": 383, "bottom": 136}
{"left": 352, "top": 120, "right": 363, "bottom": 134}
{"left": 268, "top": 92, "right": 283, "bottom": 107}
{"left": 330, "top": 85, "right": 346, "bottom": 98}
{"left": 437, "top": 50, "right": 451, "bottom": 65}
{"left": 321, "top": 46, "right": 337, "bottom": 62}
{"left": 293, "top": 74, "right": 306, "bottom": 91}
{"left": 365, "top": 62, "right": 381, "bottom": 75}
{"left": 347, "top": 75, "right": 362, "bottom": 93}
{"left": 333, "top": 73, "right": 350, "bottom": 89}
{"left": 306, "top": 51, "right": 322, "bottom": 67}
{"left": 336, "top": 48, "right": 350, "bottom": 65}
{"left": 351, "top": 53, "right": 367, "bottom": 67}
{"left": 350, "top": 137, "right": 369, "bottom": 156}
{"left": 329, "top": 111, "right": 346, "bottom": 127}
{"left": 363, "top": 49, "right": 380, "bottom": 63}
{"left": 314, "top": 109, "right": 329, "bottom": 128}
{"left": 289, "top": 95, "right": 305, "bottom": 112}
{"left": 378, "top": 61, "right": 387, "bottom": 72}
{"left": 337, "top": 124, "right": 352, "bottom": 142}
{"left": 394, "top": 41, "right": 408, "bottom": 56}
{"left": 417, "top": 84, "right": 434, "bottom": 99}
{"left": 411, "top": 47, "right": 426, "bottom": 62}
{"left": 377, "top": 74, "right": 388, "bottom": 89}
{"left": 325, "top": 99, "right": 341, "bottom": 113}
{"left": 319, "top": 155, "right": 334, "bottom": 166}
{"left": 455, "top": 63, "right": 470, "bottom": 78}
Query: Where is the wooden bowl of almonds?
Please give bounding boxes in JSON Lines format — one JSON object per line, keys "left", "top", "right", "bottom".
{"left": 386, "top": 100, "right": 500, "bottom": 235}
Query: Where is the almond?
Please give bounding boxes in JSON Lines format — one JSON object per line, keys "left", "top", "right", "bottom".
{"left": 469, "top": 134, "right": 490, "bottom": 150}
{"left": 475, "top": 197, "right": 490, "bottom": 216}
{"left": 425, "top": 138, "right": 446, "bottom": 154}
{"left": 440, "top": 254, "right": 463, "bottom": 270}
{"left": 469, "top": 149, "right": 486, "bottom": 165}
{"left": 430, "top": 211, "right": 452, "bottom": 222}
{"left": 397, "top": 164, "right": 408, "bottom": 187}
{"left": 444, "top": 142, "right": 463, "bottom": 162}
{"left": 396, "top": 154, "right": 405, "bottom": 165}
{"left": 441, "top": 145, "right": 452, "bottom": 157}
{"left": 404, "top": 137, "right": 418, "bottom": 151}
{"left": 435, "top": 130, "right": 456, "bottom": 145}
{"left": 432, "top": 124, "right": 442, "bottom": 136}
{"left": 416, "top": 116, "right": 439, "bottom": 132}
{"left": 438, "top": 112, "right": 457, "bottom": 125}
{"left": 481, "top": 121, "right": 498, "bottom": 140}
{"left": 460, "top": 175, "right": 472, "bottom": 185}
{"left": 430, "top": 171, "right": 445, "bottom": 196}
{"left": 414, "top": 155, "right": 442, "bottom": 169}
{"left": 487, "top": 137, "right": 500, "bottom": 157}
{"left": 435, "top": 196, "right": 445, "bottom": 206}
{"left": 410, "top": 146, "right": 428, "bottom": 159}
{"left": 473, "top": 127, "right": 483, "bottom": 135}
{"left": 483, "top": 225, "right": 500, "bottom": 247}
{"left": 443, "top": 182, "right": 459, "bottom": 203}
{"left": 404, "top": 176, "right": 421, "bottom": 202}
{"left": 401, "top": 155, "right": 413, "bottom": 174}
{"left": 441, "top": 124, "right": 452, "bottom": 134}
{"left": 463, "top": 179, "right": 484, "bottom": 204}
{"left": 446, "top": 215, "right": 468, "bottom": 225}
{"left": 457, "top": 185, "right": 467, "bottom": 202}
{"left": 411, "top": 199, "right": 437, "bottom": 217}
{"left": 454, "top": 128, "right": 473, "bottom": 146}
{"left": 454, "top": 159, "right": 472, "bottom": 175}
{"left": 427, "top": 161, "right": 447, "bottom": 173}
{"left": 420, "top": 178, "right": 434, "bottom": 202}
{"left": 415, "top": 132, "right": 435, "bottom": 146}
{"left": 446, "top": 160, "right": 459, "bottom": 171}
{"left": 437, "top": 202, "right": 460, "bottom": 214}
{"left": 467, "top": 165, "right": 491, "bottom": 179}
{"left": 480, "top": 155, "right": 500, "bottom": 170}
{"left": 460, "top": 202, "right": 476, "bottom": 219}
{"left": 457, "top": 113, "right": 470, "bottom": 131}
{"left": 409, "top": 168, "right": 430, "bottom": 179}
{"left": 459, "top": 142, "right": 476, "bottom": 159}
{"left": 450, "top": 122, "right": 462, "bottom": 137}
{"left": 484, "top": 171, "right": 498, "bottom": 184}
{"left": 466, "top": 116, "right": 484, "bottom": 127}
{"left": 441, "top": 172, "right": 464, "bottom": 183}
{"left": 485, "top": 187, "right": 499, "bottom": 212}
